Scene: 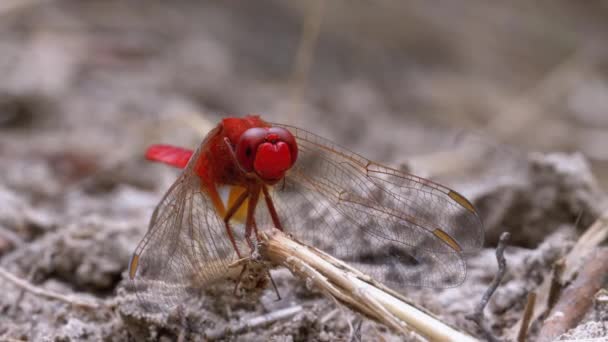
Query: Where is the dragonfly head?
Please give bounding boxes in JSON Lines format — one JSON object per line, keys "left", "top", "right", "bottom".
{"left": 235, "top": 127, "right": 298, "bottom": 183}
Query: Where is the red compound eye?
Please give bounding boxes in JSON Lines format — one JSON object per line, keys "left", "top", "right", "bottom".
{"left": 236, "top": 127, "right": 267, "bottom": 173}
{"left": 265, "top": 127, "right": 298, "bottom": 166}
{"left": 235, "top": 127, "right": 298, "bottom": 181}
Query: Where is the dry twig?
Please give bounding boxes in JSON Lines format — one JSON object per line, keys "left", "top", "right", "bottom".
{"left": 465, "top": 232, "right": 511, "bottom": 342}
{"left": 205, "top": 305, "right": 303, "bottom": 339}
{"left": 0, "top": 338, "right": 28, "bottom": 342}
{"left": 562, "top": 214, "right": 608, "bottom": 282}
{"left": 0, "top": 0, "right": 49, "bottom": 17}
{"left": 509, "top": 212, "right": 608, "bottom": 339}
{"left": 486, "top": 47, "right": 595, "bottom": 142}
{"left": 288, "top": 0, "right": 324, "bottom": 119}
{"left": 517, "top": 292, "right": 537, "bottom": 342}
{"left": 546, "top": 259, "right": 565, "bottom": 313}
{"left": 0, "top": 266, "right": 100, "bottom": 309}
{"left": 0, "top": 226, "right": 23, "bottom": 251}
{"left": 259, "top": 229, "right": 478, "bottom": 341}
{"left": 594, "top": 289, "right": 608, "bottom": 324}
{"left": 537, "top": 247, "right": 608, "bottom": 342}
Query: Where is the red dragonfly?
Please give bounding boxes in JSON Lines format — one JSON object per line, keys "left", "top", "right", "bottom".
{"left": 128, "top": 115, "right": 483, "bottom": 308}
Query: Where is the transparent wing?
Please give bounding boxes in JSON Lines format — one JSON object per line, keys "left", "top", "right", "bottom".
{"left": 258, "top": 124, "right": 484, "bottom": 289}
{"left": 128, "top": 145, "right": 237, "bottom": 311}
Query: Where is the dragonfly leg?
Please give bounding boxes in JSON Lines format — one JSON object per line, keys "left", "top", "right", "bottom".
{"left": 262, "top": 185, "right": 283, "bottom": 231}
{"left": 232, "top": 263, "right": 248, "bottom": 298}
{"left": 243, "top": 196, "right": 283, "bottom": 301}
{"left": 224, "top": 189, "right": 250, "bottom": 258}
{"left": 245, "top": 217, "right": 262, "bottom": 250}
{"left": 244, "top": 186, "right": 261, "bottom": 251}
{"left": 223, "top": 137, "right": 248, "bottom": 174}
{"left": 268, "top": 269, "right": 281, "bottom": 301}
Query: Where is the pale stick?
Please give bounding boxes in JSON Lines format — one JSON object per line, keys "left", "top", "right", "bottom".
{"left": 258, "top": 229, "right": 478, "bottom": 342}
{"left": 205, "top": 305, "right": 304, "bottom": 339}
{"left": 508, "top": 211, "right": 608, "bottom": 340}
{"left": 0, "top": 266, "right": 100, "bottom": 309}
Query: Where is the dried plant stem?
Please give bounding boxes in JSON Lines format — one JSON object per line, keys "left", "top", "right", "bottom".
{"left": 258, "top": 229, "right": 478, "bottom": 341}
{"left": 537, "top": 247, "right": 608, "bottom": 342}
{"left": 465, "top": 232, "right": 510, "bottom": 342}
{"left": 0, "top": 226, "right": 23, "bottom": 249}
{"left": 0, "top": 0, "right": 48, "bottom": 17}
{"left": 288, "top": 0, "right": 324, "bottom": 119}
{"left": 0, "top": 338, "right": 28, "bottom": 342}
{"left": 205, "top": 305, "right": 303, "bottom": 339}
{"left": 546, "top": 259, "right": 565, "bottom": 313}
{"left": 517, "top": 292, "right": 537, "bottom": 342}
{"left": 508, "top": 211, "right": 608, "bottom": 340}
{"left": 562, "top": 213, "right": 608, "bottom": 282}
{"left": 0, "top": 266, "right": 100, "bottom": 309}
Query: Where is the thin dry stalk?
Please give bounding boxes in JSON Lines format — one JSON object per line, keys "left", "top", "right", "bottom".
{"left": 288, "top": 0, "right": 324, "bottom": 120}
{"left": 485, "top": 47, "right": 594, "bottom": 141}
{"left": 508, "top": 211, "right": 608, "bottom": 340}
{"left": 0, "top": 266, "right": 100, "bottom": 309}
{"left": 537, "top": 247, "right": 608, "bottom": 342}
{"left": 258, "top": 229, "right": 478, "bottom": 342}
{"left": 596, "top": 289, "right": 608, "bottom": 304}
{"left": 205, "top": 305, "right": 303, "bottom": 339}
{"left": 562, "top": 214, "right": 608, "bottom": 282}
{"left": 0, "top": 338, "right": 28, "bottom": 342}
{"left": 465, "top": 232, "right": 510, "bottom": 342}
{"left": 546, "top": 259, "right": 565, "bottom": 313}
{"left": 0, "top": 226, "right": 23, "bottom": 250}
{"left": 0, "top": 0, "right": 48, "bottom": 17}
{"left": 517, "top": 292, "right": 537, "bottom": 342}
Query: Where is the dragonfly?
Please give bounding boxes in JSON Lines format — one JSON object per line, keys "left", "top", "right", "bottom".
{"left": 128, "top": 115, "right": 484, "bottom": 309}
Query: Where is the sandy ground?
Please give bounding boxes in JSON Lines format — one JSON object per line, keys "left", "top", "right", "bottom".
{"left": 1, "top": 1, "right": 608, "bottom": 341}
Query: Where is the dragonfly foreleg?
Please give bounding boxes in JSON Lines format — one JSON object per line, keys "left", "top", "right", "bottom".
{"left": 262, "top": 185, "right": 283, "bottom": 231}
{"left": 223, "top": 189, "right": 249, "bottom": 258}
{"left": 245, "top": 186, "right": 261, "bottom": 251}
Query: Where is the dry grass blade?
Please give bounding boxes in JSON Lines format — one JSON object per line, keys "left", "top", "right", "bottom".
{"left": 466, "top": 232, "right": 510, "bottom": 342}
{"left": 0, "top": 0, "right": 49, "bottom": 17}
{"left": 258, "top": 229, "right": 478, "bottom": 341}
{"left": 288, "top": 0, "right": 325, "bottom": 120}
{"left": 546, "top": 259, "right": 565, "bottom": 313}
{"left": 508, "top": 211, "right": 608, "bottom": 340}
{"left": 205, "top": 305, "right": 303, "bottom": 339}
{"left": 562, "top": 213, "right": 608, "bottom": 282}
{"left": 517, "top": 292, "right": 537, "bottom": 342}
{"left": 537, "top": 247, "right": 608, "bottom": 342}
{"left": 0, "top": 338, "right": 28, "bottom": 342}
{"left": 0, "top": 266, "right": 101, "bottom": 309}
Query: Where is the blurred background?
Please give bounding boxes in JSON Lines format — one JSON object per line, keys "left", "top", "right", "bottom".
{"left": 1, "top": 0, "right": 607, "bottom": 189}
{"left": 1, "top": 1, "right": 608, "bottom": 340}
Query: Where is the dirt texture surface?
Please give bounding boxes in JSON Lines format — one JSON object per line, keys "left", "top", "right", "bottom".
{"left": 1, "top": 1, "right": 608, "bottom": 341}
